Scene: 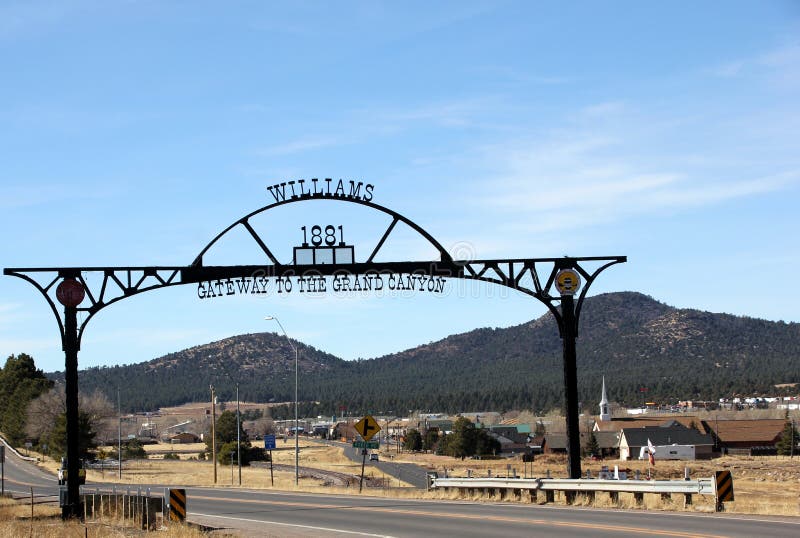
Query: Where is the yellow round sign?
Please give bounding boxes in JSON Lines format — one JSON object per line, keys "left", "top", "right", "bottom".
{"left": 555, "top": 269, "right": 581, "bottom": 295}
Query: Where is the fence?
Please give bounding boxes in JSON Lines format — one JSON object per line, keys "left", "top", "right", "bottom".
{"left": 62, "top": 487, "right": 184, "bottom": 530}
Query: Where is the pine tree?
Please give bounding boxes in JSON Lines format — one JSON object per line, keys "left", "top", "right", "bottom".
{"left": 0, "top": 353, "right": 53, "bottom": 445}
{"left": 586, "top": 431, "right": 600, "bottom": 457}
{"left": 403, "top": 429, "right": 422, "bottom": 452}
{"left": 776, "top": 419, "right": 798, "bottom": 456}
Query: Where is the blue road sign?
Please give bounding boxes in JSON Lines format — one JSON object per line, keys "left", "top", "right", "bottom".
{"left": 264, "top": 434, "right": 276, "bottom": 450}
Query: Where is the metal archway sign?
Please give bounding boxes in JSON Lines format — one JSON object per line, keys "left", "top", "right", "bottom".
{"left": 4, "top": 180, "right": 625, "bottom": 517}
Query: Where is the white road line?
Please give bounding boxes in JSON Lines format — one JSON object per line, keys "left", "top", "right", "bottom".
{"left": 191, "top": 512, "right": 396, "bottom": 537}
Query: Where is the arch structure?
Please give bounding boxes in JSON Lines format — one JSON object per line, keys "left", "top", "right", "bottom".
{"left": 4, "top": 192, "right": 625, "bottom": 515}
{"left": 5, "top": 195, "right": 625, "bottom": 349}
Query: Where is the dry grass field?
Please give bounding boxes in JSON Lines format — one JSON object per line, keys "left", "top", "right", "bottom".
{"left": 31, "top": 439, "right": 800, "bottom": 515}
{"left": 0, "top": 496, "right": 231, "bottom": 538}
{"left": 36, "top": 439, "right": 412, "bottom": 492}
{"left": 6, "top": 441, "right": 800, "bottom": 538}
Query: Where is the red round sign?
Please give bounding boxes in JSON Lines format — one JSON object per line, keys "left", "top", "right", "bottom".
{"left": 56, "top": 279, "right": 85, "bottom": 307}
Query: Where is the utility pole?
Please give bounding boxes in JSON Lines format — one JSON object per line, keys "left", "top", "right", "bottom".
{"left": 294, "top": 343, "right": 299, "bottom": 486}
{"left": 211, "top": 385, "right": 217, "bottom": 484}
{"left": 236, "top": 383, "right": 241, "bottom": 485}
{"left": 118, "top": 388, "right": 122, "bottom": 479}
{"left": 265, "top": 316, "right": 300, "bottom": 486}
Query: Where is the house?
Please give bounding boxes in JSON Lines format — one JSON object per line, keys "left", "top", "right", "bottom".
{"left": 397, "top": 416, "right": 454, "bottom": 437}
{"left": 702, "top": 419, "right": 786, "bottom": 455}
{"left": 540, "top": 431, "right": 620, "bottom": 458}
{"left": 332, "top": 421, "right": 357, "bottom": 442}
{"left": 489, "top": 432, "right": 528, "bottom": 455}
{"left": 169, "top": 432, "right": 200, "bottom": 444}
{"left": 461, "top": 412, "right": 502, "bottom": 425}
{"left": 482, "top": 424, "right": 533, "bottom": 454}
{"left": 618, "top": 424, "right": 714, "bottom": 460}
{"left": 594, "top": 416, "right": 704, "bottom": 433}
{"left": 594, "top": 431, "right": 621, "bottom": 458}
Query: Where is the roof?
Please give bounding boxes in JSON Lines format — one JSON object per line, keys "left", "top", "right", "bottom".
{"left": 595, "top": 416, "right": 703, "bottom": 432}
{"left": 483, "top": 424, "right": 529, "bottom": 444}
{"left": 595, "top": 431, "right": 621, "bottom": 449}
{"left": 620, "top": 426, "right": 713, "bottom": 447}
{"left": 544, "top": 431, "right": 619, "bottom": 450}
{"left": 702, "top": 419, "right": 786, "bottom": 444}
{"left": 170, "top": 432, "right": 198, "bottom": 438}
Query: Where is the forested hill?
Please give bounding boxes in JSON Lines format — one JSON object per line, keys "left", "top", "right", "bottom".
{"left": 53, "top": 292, "right": 800, "bottom": 414}
{"left": 49, "top": 333, "right": 347, "bottom": 411}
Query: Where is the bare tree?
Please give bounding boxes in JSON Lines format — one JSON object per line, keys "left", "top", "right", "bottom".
{"left": 250, "top": 416, "right": 276, "bottom": 437}
{"left": 25, "top": 387, "right": 66, "bottom": 441}
{"left": 26, "top": 385, "right": 115, "bottom": 448}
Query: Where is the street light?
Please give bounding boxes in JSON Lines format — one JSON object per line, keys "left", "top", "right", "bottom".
{"left": 265, "top": 316, "right": 299, "bottom": 486}
{"left": 210, "top": 385, "right": 217, "bottom": 483}
{"left": 217, "top": 361, "right": 242, "bottom": 486}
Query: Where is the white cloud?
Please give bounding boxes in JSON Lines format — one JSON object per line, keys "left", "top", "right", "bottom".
{"left": 582, "top": 101, "right": 627, "bottom": 118}
{"left": 82, "top": 327, "right": 212, "bottom": 348}
{"left": 759, "top": 43, "right": 800, "bottom": 90}
{"left": 0, "top": 337, "right": 61, "bottom": 354}
{"left": 257, "top": 136, "right": 348, "bottom": 156}
{"left": 252, "top": 97, "right": 499, "bottom": 158}
{"left": 709, "top": 61, "right": 745, "bottom": 78}
{"left": 0, "top": 182, "right": 125, "bottom": 209}
{"left": 459, "top": 107, "right": 800, "bottom": 238}
{"left": 0, "top": 303, "right": 22, "bottom": 323}
{"left": 365, "top": 97, "right": 500, "bottom": 129}
{"left": 472, "top": 65, "right": 570, "bottom": 86}
{"left": 0, "top": 1, "right": 75, "bottom": 38}
{"left": 708, "top": 42, "right": 800, "bottom": 88}
{"left": 759, "top": 43, "right": 800, "bottom": 69}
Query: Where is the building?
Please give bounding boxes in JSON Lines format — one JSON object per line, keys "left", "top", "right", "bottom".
{"left": 540, "top": 431, "right": 620, "bottom": 458}
{"left": 599, "top": 376, "right": 610, "bottom": 422}
{"left": 169, "top": 432, "right": 200, "bottom": 444}
{"left": 594, "top": 416, "right": 703, "bottom": 433}
{"left": 702, "top": 418, "right": 786, "bottom": 455}
{"left": 481, "top": 424, "right": 532, "bottom": 455}
{"left": 618, "top": 423, "right": 714, "bottom": 460}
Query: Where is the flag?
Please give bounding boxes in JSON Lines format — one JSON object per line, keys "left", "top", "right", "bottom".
{"left": 647, "top": 438, "right": 656, "bottom": 466}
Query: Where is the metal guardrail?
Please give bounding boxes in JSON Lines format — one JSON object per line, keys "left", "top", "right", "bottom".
{"left": 0, "top": 434, "right": 38, "bottom": 462}
{"left": 431, "top": 475, "right": 729, "bottom": 511}
{"left": 432, "top": 476, "right": 716, "bottom": 495}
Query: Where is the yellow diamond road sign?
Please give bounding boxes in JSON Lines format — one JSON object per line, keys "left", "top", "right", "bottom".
{"left": 355, "top": 414, "right": 381, "bottom": 441}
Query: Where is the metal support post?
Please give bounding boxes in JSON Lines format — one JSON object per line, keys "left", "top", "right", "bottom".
{"left": 62, "top": 305, "right": 83, "bottom": 519}
{"left": 561, "top": 294, "right": 582, "bottom": 480}
{"left": 295, "top": 344, "right": 299, "bottom": 486}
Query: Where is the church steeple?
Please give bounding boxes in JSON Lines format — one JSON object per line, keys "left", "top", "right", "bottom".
{"left": 599, "top": 376, "right": 610, "bottom": 422}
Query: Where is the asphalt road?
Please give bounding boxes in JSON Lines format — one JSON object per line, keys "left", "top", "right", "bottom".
{"left": 1, "top": 438, "right": 56, "bottom": 496}
{"left": 3, "top": 439, "right": 800, "bottom": 538}
{"left": 329, "top": 439, "right": 429, "bottom": 489}
{"left": 186, "top": 487, "right": 800, "bottom": 538}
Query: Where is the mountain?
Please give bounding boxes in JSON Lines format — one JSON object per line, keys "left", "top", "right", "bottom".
{"left": 50, "top": 333, "right": 346, "bottom": 411}
{"left": 53, "top": 292, "right": 800, "bottom": 414}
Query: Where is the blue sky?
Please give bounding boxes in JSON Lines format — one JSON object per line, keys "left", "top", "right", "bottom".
{"left": 1, "top": 1, "right": 799, "bottom": 374}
